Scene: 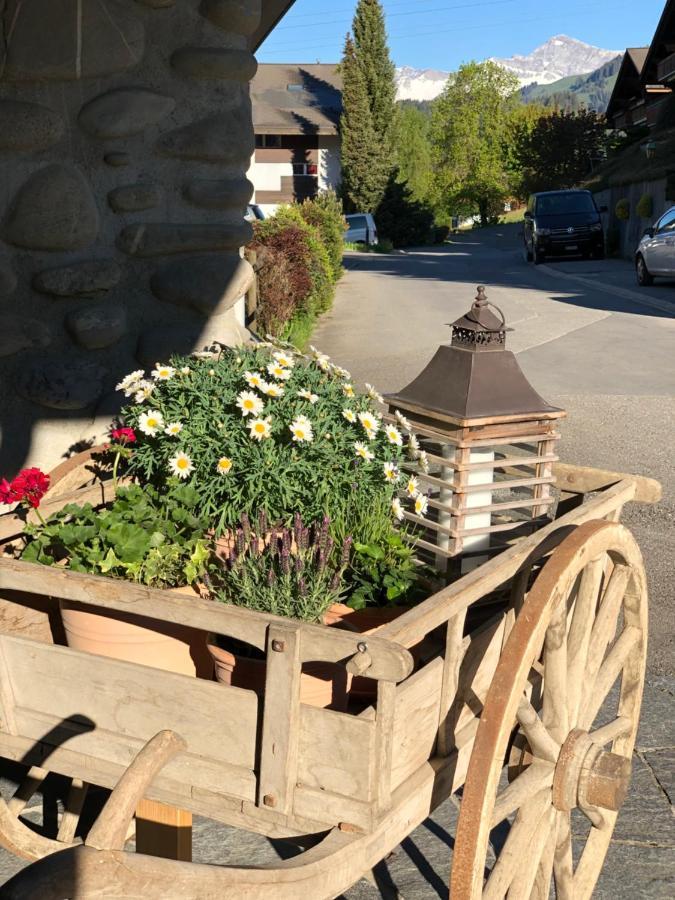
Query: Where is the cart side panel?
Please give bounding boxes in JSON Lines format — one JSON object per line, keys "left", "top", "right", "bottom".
{"left": 391, "top": 657, "right": 443, "bottom": 791}
{"left": 297, "top": 706, "right": 375, "bottom": 800}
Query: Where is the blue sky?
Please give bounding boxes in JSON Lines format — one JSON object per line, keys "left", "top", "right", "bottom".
{"left": 258, "top": 0, "right": 667, "bottom": 70}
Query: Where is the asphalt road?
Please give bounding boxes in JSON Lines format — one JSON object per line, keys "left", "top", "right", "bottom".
{"left": 313, "top": 225, "right": 675, "bottom": 677}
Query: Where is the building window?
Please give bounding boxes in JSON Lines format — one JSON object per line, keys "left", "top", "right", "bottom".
{"left": 292, "top": 163, "right": 318, "bottom": 176}
{"left": 255, "top": 134, "right": 282, "bottom": 148}
{"left": 287, "top": 84, "right": 305, "bottom": 93}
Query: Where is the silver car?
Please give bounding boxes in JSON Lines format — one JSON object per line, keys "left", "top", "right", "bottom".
{"left": 635, "top": 205, "right": 675, "bottom": 285}
{"left": 344, "top": 213, "right": 378, "bottom": 245}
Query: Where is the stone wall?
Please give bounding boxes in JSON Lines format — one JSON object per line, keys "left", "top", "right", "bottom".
{"left": 0, "top": 0, "right": 259, "bottom": 475}
{"left": 594, "top": 177, "right": 669, "bottom": 259}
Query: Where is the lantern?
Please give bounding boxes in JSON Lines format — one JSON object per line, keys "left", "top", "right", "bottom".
{"left": 384, "top": 286, "right": 565, "bottom": 575}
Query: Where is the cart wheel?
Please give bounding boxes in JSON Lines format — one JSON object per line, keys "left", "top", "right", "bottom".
{"left": 451, "top": 520, "right": 647, "bottom": 899}
{"left": 0, "top": 772, "right": 91, "bottom": 861}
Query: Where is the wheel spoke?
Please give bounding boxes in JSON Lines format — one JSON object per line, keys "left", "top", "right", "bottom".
{"left": 580, "top": 626, "right": 640, "bottom": 731}
{"left": 516, "top": 697, "right": 560, "bottom": 764}
{"left": 491, "top": 762, "right": 554, "bottom": 828}
{"left": 7, "top": 766, "right": 48, "bottom": 817}
{"left": 589, "top": 716, "right": 632, "bottom": 746}
{"left": 583, "top": 564, "right": 631, "bottom": 693}
{"left": 483, "top": 790, "right": 551, "bottom": 900}
{"left": 507, "top": 806, "right": 556, "bottom": 899}
{"left": 56, "top": 778, "right": 88, "bottom": 844}
{"left": 553, "top": 810, "right": 574, "bottom": 900}
{"left": 543, "top": 600, "right": 568, "bottom": 744}
{"left": 567, "top": 558, "right": 604, "bottom": 727}
{"left": 531, "top": 822, "right": 557, "bottom": 900}
{"left": 579, "top": 802, "right": 610, "bottom": 831}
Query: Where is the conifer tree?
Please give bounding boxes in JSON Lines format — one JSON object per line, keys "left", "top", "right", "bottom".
{"left": 339, "top": 33, "right": 386, "bottom": 212}
{"left": 352, "top": 0, "right": 396, "bottom": 143}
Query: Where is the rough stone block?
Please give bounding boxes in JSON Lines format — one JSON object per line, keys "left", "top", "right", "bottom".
{"left": 156, "top": 112, "right": 254, "bottom": 163}
{"left": 0, "top": 100, "right": 64, "bottom": 151}
{"left": 0, "top": 258, "right": 17, "bottom": 295}
{"left": 170, "top": 47, "right": 257, "bottom": 81}
{"left": 136, "top": 323, "right": 206, "bottom": 368}
{"left": 199, "top": 0, "right": 261, "bottom": 36}
{"left": 0, "top": 315, "right": 52, "bottom": 358}
{"left": 78, "top": 88, "right": 175, "bottom": 138}
{"left": 108, "top": 184, "right": 162, "bottom": 213}
{"left": 135, "top": 0, "right": 175, "bottom": 6}
{"left": 1, "top": 0, "right": 145, "bottom": 82}
{"left": 15, "top": 355, "right": 108, "bottom": 410}
{"left": 4, "top": 165, "right": 99, "bottom": 251}
{"left": 150, "top": 254, "right": 254, "bottom": 314}
{"left": 104, "top": 152, "right": 132, "bottom": 167}
{"left": 117, "top": 222, "right": 252, "bottom": 257}
{"left": 33, "top": 260, "right": 121, "bottom": 296}
{"left": 183, "top": 177, "right": 252, "bottom": 210}
{"left": 66, "top": 304, "right": 127, "bottom": 349}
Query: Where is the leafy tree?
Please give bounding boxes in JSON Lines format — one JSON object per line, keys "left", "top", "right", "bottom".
{"left": 352, "top": 0, "right": 396, "bottom": 143}
{"left": 505, "top": 102, "right": 551, "bottom": 199}
{"left": 339, "top": 34, "right": 388, "bottom": 212}
{"left": 514, "top": 109, "right": 608, "bottom": 196}
{"left": 430, "top": 61, "right": 520, "bottom": 225}
{"left": 391, "top": 104, "right": 433, "bottom": 203}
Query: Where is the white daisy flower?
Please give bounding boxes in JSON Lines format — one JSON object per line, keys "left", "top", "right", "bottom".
{"left": 334, "top": 366, "right": 351, "bottom": 380}
{"left": 294, "top": 413, "right": 311, "bottom": 426}
{"left": 418, "top": 450, "right": 430, "bottom": 473}
{"left": 365, "top": 383, "right": 384, "bottom": 404}
{"left": 309, "top": 345, "right": 329, "bottom": 361}
{"left": 415, "top": 494, "right": 429, "bottom": 517}
{"left": 116, "top": 370, "right": 145, "bottom": 396}
{"left": 216, "top": 456, "right": 233, "bottom": 475}
{"left": 392, "top": 498, "right": 404, "bottom": 521}
{"left": 180, "top": 366, "right": 191, "bottom": 375}
{"left": 151, "top": 364, "right": 175, "bottom": 381}
{"left": 383, "top": 462, "right": 400, "bottom": 483}
{"left": 290, "top": 417, "right": 314, "bottom": 443}
{"left": 266, "top": 362, "right": 292, "bottom": 381}
{"left": 236, "top": 390, "right": 264, "bottom": 417}
{"left": 133, "top": 380, "right": 155, "bottom": 404}
{"left": 342, "top": 383, "right": 355, "bottom": 398}
{"left": 342, "top": 409, "right": 356, "bottom": 423}
{"left": 260, "top": 381, "right": 285, "bottom": 398}
{"left": 395, "top": 410, "right": 413, "bottom": 432}
{"left": 273, "top": 350, "right": 295, "bottom": 368}
{"left": 354, "top": 442, "right": 374, "bottom": 462}
{"left": 385, "top": 424, "right": 403, "bottom": 446}
{"left": 249, "top": 417, "right": 272, "bottom": 441}
{"left": 138, "top": 410, "right": 164, "bottom": 436}
{"left": 406, "top": 476, "right": 420, "bottom": 498}
{"left": 297, "top": 390, "right": 319, "bottom": 404}
{"left": 365, "top": 428, "right": 377, "bottom": 441}
{"left": 358, "top": 410, "right": 381, "bottom": 436}
{"left": 407, "top": 434, "right": 420, "bottom": 457}
{"left": 244, "top": 371, "right": 265, "bottom": 389}
{"left": 169, "top": 451, "right": 194, "bottom": 480}
{"left": 165, "top": 421, "right": 183, "bottom": 437}
{"left": 208, "top": 369, "right": 216, "bottom": 376}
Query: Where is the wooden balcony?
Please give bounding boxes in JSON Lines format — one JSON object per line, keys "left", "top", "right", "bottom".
{"left": 657, "top": 50, "right": 675, "bottom": 83}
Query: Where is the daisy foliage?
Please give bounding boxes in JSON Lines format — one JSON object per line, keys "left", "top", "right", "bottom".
{"left": 120, "top": 342, "right": 407, "bottom": 536}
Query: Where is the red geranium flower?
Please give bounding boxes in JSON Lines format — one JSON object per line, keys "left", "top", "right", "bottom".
{"left": 110, "top": 426, "right": 137, "bottom": 445}
{"left": 9, "top": 468, "right": 50, "bottom": 509}
{"left": 0, "top": 478, "right": 18, "bottom": 505}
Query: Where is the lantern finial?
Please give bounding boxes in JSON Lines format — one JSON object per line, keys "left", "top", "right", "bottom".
{"left": 475, "top": 285, "right": 488, "bottom": 306}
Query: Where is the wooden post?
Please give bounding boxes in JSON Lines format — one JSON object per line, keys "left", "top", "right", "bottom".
{"left": 135, "top": 800, "right": 192, "bottom": 861}
{"left": 245, "top": 248, "right": 258, "bottom": 328}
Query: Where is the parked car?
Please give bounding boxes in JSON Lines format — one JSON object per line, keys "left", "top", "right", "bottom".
{"left": 523, "top": 190, "right": 605, "bottom": 264}
{"left": 635, "top": 206, "right": 675, "bottom": 286}
{"left": 245, "top": 204, "right": 265, "bottom": 222}
{"left": 344, "top": 213, "right": 378, "bottom": 245}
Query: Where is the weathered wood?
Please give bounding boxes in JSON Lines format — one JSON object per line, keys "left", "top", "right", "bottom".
{"left": 373, "top": 681, "right": 396, "bottom": 813}
{"left": 7, "top": 766, "right": 48, "bottom": 816}
{"left": 552, "top": 463, "right": 661, "bottom": 503}
{"left": 297, "top": 707, "right": 374, "bottom": 799}
{"left": 437, "top": 611, "right": 467, "bottom": 756}
{"left": 56, "top": 779, "right": 88, "bottom": 845}
{"left": 390, "top": 659, "right": 442, "bottom": 790}
{"left": 258, "top": 623, "right": 301, "bottom": 816}
{"left": 135, "top": 800, "right": 193, "bottom": 862}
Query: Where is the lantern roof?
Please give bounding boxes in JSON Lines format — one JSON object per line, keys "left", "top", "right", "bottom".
{"left": 385, "top": 286, "right": 564, "bottom": 426}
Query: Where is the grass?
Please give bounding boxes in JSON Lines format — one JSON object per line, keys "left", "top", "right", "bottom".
{"left": 344, "top": 240, "right": 394, "bottom": 254}
{"left": 500, "top": 207, "right": 525, "bottom": 224}
{"left": 281, "top": 310, "right": 317, "bottom": 352}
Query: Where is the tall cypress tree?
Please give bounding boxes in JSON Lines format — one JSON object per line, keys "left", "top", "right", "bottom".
{"left": 340, "top": 34, "right": 384, "bottom": 212}
{"left": 352, "top": 0, "right": 396, "bottom": 144}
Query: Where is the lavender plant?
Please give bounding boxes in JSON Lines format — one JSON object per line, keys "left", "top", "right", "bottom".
{"left": 207, "top": 511, "right": 353, "bottom": 623}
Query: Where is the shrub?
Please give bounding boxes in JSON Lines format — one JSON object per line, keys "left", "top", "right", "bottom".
{"left": 272, "top": 206, "right": 333, "bottom": 314}
{"left": 636, "top": 194, "right": 653, "bottom": 219}
{"left": 250, "top": 224, "right": 313, "bottom": 335}
{"left": 434, "top": 225, "right": 450, "bottom": 244}
{"left": 299, "top": 191, "right": 346, "bottom": 282}
{"left": 615, "top": 198, "right": 630, "bottom": 221}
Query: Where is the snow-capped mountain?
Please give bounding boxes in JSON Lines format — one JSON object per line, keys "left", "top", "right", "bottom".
{"left": 395, "top": 35, "right": 619, "bottom": 101}
{"left": 490, "top": 35, "right": 619, "bottom": 88}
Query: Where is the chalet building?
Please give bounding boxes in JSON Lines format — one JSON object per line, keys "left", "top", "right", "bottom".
{"left": 250, "top": 63, "right": 342, "bottom": 215}
{"left": 607, "top": 0, "right": 675, "bottom": 130}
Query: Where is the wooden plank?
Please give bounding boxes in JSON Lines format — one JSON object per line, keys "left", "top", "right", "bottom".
{"left": 551, "top": 463, "right": 661, "bottom": 503}
{"left": 377, "top": 480, "right": 637, "bottom": 649}
{"left": 258, "top": 623, "right": 301, "bottom": 815}
{"left": 425, "top": 496, "right": 555, "bottom": 516}
{"left": 135, "top": 800, "right": 192, "bottom": 861}
{"left": 0, "top": 559, "right": 412, "bottom": 684}
{"left": 373, "top": 681, "right": 396, "bottom": 813}
{"left": 437, "top": 611, "right": 467, "bottom": 756}
{"left": 1, "top": 634, "right": 258, "bottom": 772}
{"left": 532, "top": 438, "right": 556, "bottom": 518}
{"left": 390, "top": 658, "right": 443, "bottom": 790}
{"left": 297, "top": 707, "right": 374, "bottom": 799}
{"left": 389, "top": 398, "right": 564, "bottom": 429}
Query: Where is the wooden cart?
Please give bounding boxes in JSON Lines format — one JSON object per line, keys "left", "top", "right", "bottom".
{"left": 0, "top": 458, "right": 661, "bottom": 899}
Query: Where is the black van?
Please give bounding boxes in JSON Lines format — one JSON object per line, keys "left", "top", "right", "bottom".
{"left": 523, "top": 190, "right": 605, "bottom": 264}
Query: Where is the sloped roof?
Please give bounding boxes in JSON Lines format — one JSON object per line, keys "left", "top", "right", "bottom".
{"left": 251, "top": 63, "right": 342, "bottom": 135}
{"left": 250, "top": 1, "right": 298, "bottom": 51}
{"left": 641, "top": 0, "right": 675, "bottom": 83}
{"left": 627, "top": 47, "right": 649, "bottom": 72}
{"left": 606, "top": 47, "right": 649, "bottom": 118}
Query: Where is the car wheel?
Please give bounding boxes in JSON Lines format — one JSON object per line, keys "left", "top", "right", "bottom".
{"left": 636, "top": 254, "right": 654, "bottom": 286}
{"left": 533, "top": 247, "right": 545, "bottom": 265}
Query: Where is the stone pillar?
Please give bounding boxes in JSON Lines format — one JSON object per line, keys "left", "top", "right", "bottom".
{"left": 0, "top": 0, "right": 259, "bottom": 474}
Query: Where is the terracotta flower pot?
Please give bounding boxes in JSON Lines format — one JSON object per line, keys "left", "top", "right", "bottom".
{"left": 60, "top": 586, "right": 213, "bottom": 679}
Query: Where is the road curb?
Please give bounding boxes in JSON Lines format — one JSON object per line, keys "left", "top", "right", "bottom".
{"left": 538, "top": 264, "right": 675, "bottom": 317}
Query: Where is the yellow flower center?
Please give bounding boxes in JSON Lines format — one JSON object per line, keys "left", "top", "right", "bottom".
{"left": 177, "top": 458, "right": 189, "bottom": 470}
{"left": 147, "top": 418, "right": 158, "bottom": 428}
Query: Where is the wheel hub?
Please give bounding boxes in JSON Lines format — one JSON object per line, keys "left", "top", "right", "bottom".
{"left": 552, "top": 728, "right": 632, "bottom": 813}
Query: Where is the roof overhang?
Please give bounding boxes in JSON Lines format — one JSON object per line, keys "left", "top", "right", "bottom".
{"left": 250, "top": 1, "right": 298, "bottom": 51}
